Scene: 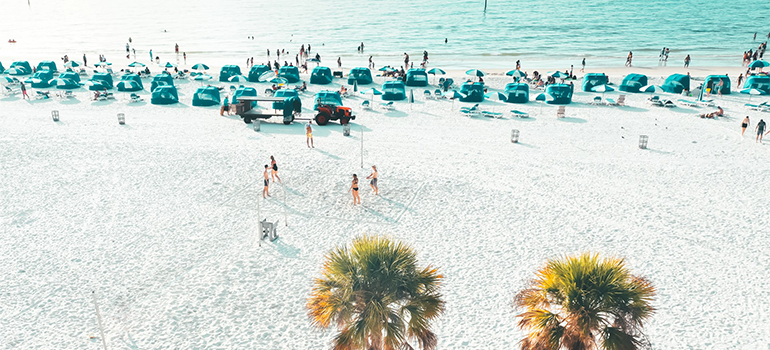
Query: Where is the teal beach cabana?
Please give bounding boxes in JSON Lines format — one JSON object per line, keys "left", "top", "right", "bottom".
{"left": 233, "top": 86, "right": 258, "bottom": 106}
{"left": 192, "top": 86, "right": 221, "bottom": 106}
{"left": 219, "top": 65, "right": 242, "bottom": 82}
{"left": 278, "top": 66, "right": 300, "bottom": 83}
{"left": 273, "top": 89, "right": 299, "bottom": 109}
{"left": 151, "top": 86, "right": 179, "bottom": 105}
{"left": 382, "top": 81, "right": 406, "bottom": 101}
{"left": 704, "top": 75, "right": 730, "bottom": 95}
{"left": 741, "top": 76, "right": 770, "bottom": 95}
{"left": 310, "top": 66, "right": 333, "bottom": 85}
{"left": 619, "top": 74, "right": 648, "bottom": 93}
{"left": 662, "top": 74, "right": 689, "bottom": 94}
{"left": 248, "top": 65, "right": 271, "bottom": 82}
{"left": 26, "top": 70, "right": 54, "bottom": 88}
{"left": 313, "top": 91, "right": 343, "bottom": 110}
{"left": 545, "top": 83, "right": 573, "bottom": 104}
{"left": 5, "top": 61, "right": 32, "bottom": 75}
{"left": 405, "top": 69, "right": 428, "bottom": 87}
{"left": 581, "top": 73, "right": 608, "bottom": 92}
{"left": 347, "top": 67, "right": 373, "bottom": 85}
{"left": 151, "top": 73, "right": 174, "bottom": 91}
{"left": 88, "top": 73, "right": 114, "bottom": 90}
{"left": 117, "top": 74, "right": 143, "bottom": 91}
{"left": 36, "top": 61, "right": 58, "bottom": 72}
{"left": 504, "top": 83, "right": 529, "bottom": 103}
{"left": 459, "top": 82, "right": 485, "bottom": 102}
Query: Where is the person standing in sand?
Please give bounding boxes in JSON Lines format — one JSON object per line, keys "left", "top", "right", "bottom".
{"left": 366, "top": 165, "right": 378, "bottom": 195}
{"left": 306, "top": 120, "right": 314, "bottom": 148}
{"left": 756, "top": 119, "right": 766, "bottom": 143}
{"left": 270, "top": 156, "right": 281, "bottom": 183}
{"left": 741, "top": 116, "right": 750, "bottom": 137}
{"left": 20, "top": 81, "right": 28, "bottom": 100}
{"left": 404, "top": 53, "right": 409, "bottom": 67}
{"left": 581, "top": 58, "right": 586, "bottom": 72}
{"left": 737, "top": 73, "right": 744, "bottom": 88}
{"left": 337, "top": 57, "right": 342, "bottom": 68}
{"left": 348, "top": 174, "right": 361, "bottom": 205}
{"left": 263, "top": 165, "right": 271, "bottom": 198}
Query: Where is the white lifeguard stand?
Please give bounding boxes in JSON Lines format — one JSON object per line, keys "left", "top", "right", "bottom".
{"left": 51, "top": 110, "right": 60, "bottom": 122}
{"left": 639, "top": 135, "right": 649, "bottom": 149}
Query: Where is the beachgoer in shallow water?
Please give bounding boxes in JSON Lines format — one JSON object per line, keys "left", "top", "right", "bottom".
{"left": 626, "top": 51, "right": 633, "bottom": 67}
{"left": 348, "top": 174, "right": 360, "bottom": 205}
{"left": 742, "top": 116, "right": 750, "bottom": 136}
{"left": 684, "top": 55, "right": 690, "bottom": 67}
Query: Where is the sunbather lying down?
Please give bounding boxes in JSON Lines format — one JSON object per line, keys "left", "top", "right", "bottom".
{"left": 699, "top": 106, "right": 724, "bottom": 119}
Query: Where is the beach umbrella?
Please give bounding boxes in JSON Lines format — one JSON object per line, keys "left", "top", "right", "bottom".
{"left": 269, "top": 77, "right": 288, "bottom": 85}
{"left": 2, "top": 77, "right": 19, "bottom": 83}
{"left": 353, "top": 80, "right": 358, "bottom": 92}
{"left": 427, "top": 68, "right": 445, "bottom": 75}
{"left": 228, "top": 75, "right": 248, "bottom": 82}
{"left": 742, "top": 88, "right": 763, "bottom": 100}
{"left": 94, "top": 62, "right": 112, "bottom": 67}
{"left": 444, "top": 90, "right": 467, "bottom": 110}
{"left": 547, "top": 71, "right": 567, "bottom": 79}
{"left": 128, "top": 61, "right": 145, "bottom": 67}
{"left": 163, "top": 62, "right": 176, "bottom": 68}
{"left": 361, "top": 87, "right": 382, "bottom": 101}
{"left": 506, "top": 69, "right": 526, "bottom": 78}
{"left": 466, "top": 69, "right": 485, "bottom": 77}
{"left": 640, "top": 85, "right": 664, "bottom": 93}
{"left": 4, "top": 68, "right": 21, "bottom": 75}
{"left": 409, "top": 89, "right": 414, "bottom": 103}
{"left": 258, "top": 70, "right": 276, "bottom": 82}
{"left": 193, "top": 74, "right": 213, "bottom": 81}
{"left": 191, "top": 63, "right": 209, "bottom": 70}
{"left": 379, "top": 66, "right": 395, "bottom": 72}
{"left": 64, "top": 61, "right": 81, "bottom": 68}
{"left": 485, "top": 91, "right": 506, "bottom": 101}
{"left": 749, "top": 60, "right": 769, "bottom": 69}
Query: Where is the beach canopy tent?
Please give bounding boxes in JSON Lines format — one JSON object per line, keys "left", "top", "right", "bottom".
{"left": 347, "top": 67, "right": 373, "bottom": 85}
{"left": 504, "top": 83, "right": 529, "bottom": 103}
{"left": 219, "top": 65, "right": 242, "bottom": 82}
{"left": 36, "top": 61, "right": 58, "bottom": 72}
{"left": 273, "top": 89, "right": 299, "bottom": 109}
{"left": 313, "top": 91, "right": 343, "bottom": 110}
{"left": 192, "top": 86, "right": 221, "bottom": 106}
{"left": 26, "top": 70, "right": 54, "bottom": 88}
{"left": 459, "top": 82, "right": 485, "bottom": 102}
{"left": 310, "top": 66, "right": 333, "bottom": 84}
{"left": 619, "top": 73, "right": 648, "bottom": 93}
{"left": 405, "top": 69, "right": 428, "bottom": 87}
{"left": 661, "top": 73, "right": 690, "bottom": 94}
{"left": 278, "top": 66, "right": 301, "bottom": 83}
{"left": 581, "top": 73, "right": 609, "bottom": 92}
{"left": 151, "top": 73, "right": 175, "bottom": 91}
{"left": 382, "top": 81, "right": 407, "bottom": 101}
{"left": 704, "top": 75, "right": 731, "bottom": 95}
{"left": 117, "top": 73, "right": 143, "bottom": 91}
{"left": 741, "top": 75, "right": 770, "bottom": 95}
{"left": 5, "top": 61, "right": 32, "bottom": 75}
{"left": 88, "top": 73, "right": 114, "bottom": 90}
{"left": 248, "top": 65, "right": 271, "bottom": 82}
{"left": 151, "top": 86, "right": 179, "bottom": 105}
{"left": 59, "top": 71, "right": 81, "bottom": 83}
{"left": 233, "top": 86, "right": 258, "bottom": 107}
{"left": 545, "top": 83, "right": 573, "bottom": 104}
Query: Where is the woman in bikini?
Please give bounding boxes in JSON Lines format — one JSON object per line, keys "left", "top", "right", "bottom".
{"left": 741, "top": 116, "right": 750, "bottom": 137}
{"left": 270, "top": 156, "right": 281, "bottom": 183}
{"left": 348, "top": 174, "right": 360, "bottom": 205}
{"left": 366, "top": 165, "right": 378, "bottom": 195}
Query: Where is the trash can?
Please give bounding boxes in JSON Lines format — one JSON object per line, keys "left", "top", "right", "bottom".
{"left": 343, "top": 123, "right": 351, "bottom": 136}
{"left": 51, "top": 110, "right": 59, "bottom": 122}
{"left": 253, "top": 119, "right": 261, "bottom": 132}
{"left": 117, "top": 113, "right": 125, "bottom": 125}
{"left": 511, "top": 129, "right": 520, "bottom": 143}
{"left": 639, "top": 135, "right": 648, "bottom": 149}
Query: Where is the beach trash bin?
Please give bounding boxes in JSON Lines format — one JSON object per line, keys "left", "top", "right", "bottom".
{"left": 253, "top": 119, "right": 260, "bottom": 132}
{"left": 511, "top": 129, "right": 520, "bottom": 143}
{"left": 343, "top": 123, "right": 351, "bottom": 136}
{"left": 639, "top": 135, "right": 648, "bottom": 149}
{"left": 117, "top": 113, "right": 125, "bottom": 125}
{"left": 51, "top": 110, "right": 59, "bottom": 122}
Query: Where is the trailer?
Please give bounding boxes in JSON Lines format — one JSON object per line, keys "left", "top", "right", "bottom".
{"left": 234, "top": 96, "right": 302, "bottom": 124}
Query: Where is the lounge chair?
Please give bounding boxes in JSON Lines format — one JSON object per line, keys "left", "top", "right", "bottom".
{"left": 677, "top": 99, "right": 698, "bottom": 107}
{"left": 746, "top": 102, "right": 770, "bottom": 111}
{"left": 591, "top": 96, "right": 602, "bottom": 105}
{"left": 434, "top": 89, "right": 443, "bottom": 98}
{"left": 361, "top": 100, "right": 371, "bottom": 110}
{"left": 557, "top": 106, "right": 565, "bottom": 118}
{"left": 697, "top": 99, "right": 715, "bottom": 107}
{"left": 424, "top": 90, "right": 432, "bottom": 99}
{"left": 2, "top": 85, "right": 21, "bottom": 96}
{"left": 648, "top": 96, "right": 664, "bottom": 107}
{"left": 460, "top": 104, "right": 481, "bottom": 117}
{"left": 481, "top": 110, "right": 503, "bottom": 118}
{"left": 129, "top": 93, "right": 143, "bottom": 103}
{"left": 509, "top": 110, "right": 529, "bottom": 118}
{"left": 662, "top": 100, "right": 675, "bottom": 108}
{"left": 616, "top": 94, "right": 626, "bottom": 106}
{"left": 34, "top": 90, "right": 51, "bottom": 99}
{"left": 381, "top": 101, "right": 394, "bottom": 110}
{"left": 605, "top": 98, "right": 617, "bottom": 106}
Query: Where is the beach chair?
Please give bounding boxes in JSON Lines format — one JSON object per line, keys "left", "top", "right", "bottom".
{"left": 696, "top": 99, "right": 715, "bottom": 107}
{"left": 129, "top": 93, "right": 143, "bottom": 103}
{"left": 34, "top": 90, "right": 51, "bottom": 100}
{"left": 662, "top": 100, "right": 675, "bottom": 108}
{"left": 423, "top": 90, "right": 432, "bottom": 99}
{"left": 434, "top": 89, "right": 444, "bottom": 98}
{"left": 591, "top": 96, "right": 602, "bottom": 105}
{"left": 616, "top": 94, "right": 626, "bottom": 106}
{"left": 2, "top": 85, "right": 21, "bottom": 96}
{"left": 361, "top": 100, "right": 371, "bottom": 110}
{"left": 460, "top": 104, "right": 481, "bottom": 117}
{"left": 557, "top": 106, "right": 565, "bottom": 118}
{"left": 605, "top": 98, "right": 617, "bottom": 106}
{"left": 381, "top": 101, "right": 394, "bottom": 110}
{"left": 677, "top": 99, "right": 698, "bottom": 107}
{"left": 746, "top": 102, "right": 769, "bottom": 111}
{"left": 648, "top": 96, "right": 663, "bottom": 107}
{"left": 481, "top": 110, "right": 504, "bottom": 118}
{"left": 509, "top": 110, "right": 529, "bottom": 118}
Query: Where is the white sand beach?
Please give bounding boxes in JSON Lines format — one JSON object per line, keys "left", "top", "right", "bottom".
{"left": 2, "top": 62, "right": 770, "bottom": 349}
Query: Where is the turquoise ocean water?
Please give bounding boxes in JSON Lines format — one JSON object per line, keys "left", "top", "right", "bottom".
{"left": 0, "top": 0, "right": 768, "bottom": 69}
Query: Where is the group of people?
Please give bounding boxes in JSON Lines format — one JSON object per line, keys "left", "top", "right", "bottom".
{"left": 742, "top": 116, "right": 768, "bottom": 143}
{"left": 743, "top": 42, "right": 767, "bottom": 66}
{"left": 348, "top": 166, "right": 378, "bottom": 205}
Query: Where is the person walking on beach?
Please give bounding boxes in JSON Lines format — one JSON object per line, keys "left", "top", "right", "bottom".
{"left": 306, "top": 120, "right": 314, "bottom": 148}
{"left": 175, "top": 43, "right": 179, "bottom": 54}
{"left": 20, "top": 81, "right": 28, "bottom": 100}
{"left": 348, "top": 174, "right": 361, "bottom": 205}
{"left": 83, "top": 54, "right": 87, "bottom": 67}
{"left": 132, "top": 48, "right": 136, "bottom": 59}
{"left": 366, "top": 165, "right": 378, "bottom": 195}
{"left": 270, "top": 156, "right": 281, "bottom": 183}
{"left": 737, "top": 73, "right": 744, "bottom": 88}
{"left": 220, "top": 95, "right": 230, "bottom": 116}
{"left": 337, "top": 57, "right": 342, "bottom": 68}
{"left": 404, "top": 53, "right": 409, "bottom": 67}
{"left": 149, "top": 49, "right": 153, "bottom": 60}
{"left": 741, "top": 116, "right": 750, "bottom": 137}
{"left": 516, "top": 60, "right": 521, "bottom": 70}
{"left": 368, "top": 56, "right": 373, "bottom": 69}
{"left": 625, "top": 51, "right": 633, "bottom": 67}
{"left": 581, "top": 58, "right": 586, "bottom": 72}
{"left": 263, "top": 165, "right": 271, "bottom": 198}
{"left": 756, "top": 119, "right": 766, "bottom": 143}
{"left": 684, "top": 55, "right": 690, "bottom": 67}
{"left": 183, "top": 52, "right": 186, "bottom": 64}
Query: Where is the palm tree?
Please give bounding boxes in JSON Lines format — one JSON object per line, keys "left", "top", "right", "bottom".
{"left": 307, "top": 236, "right": 445, "bottom": 350}
{"left": 513, "top": 253, "right": 656, "bottom": 350}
